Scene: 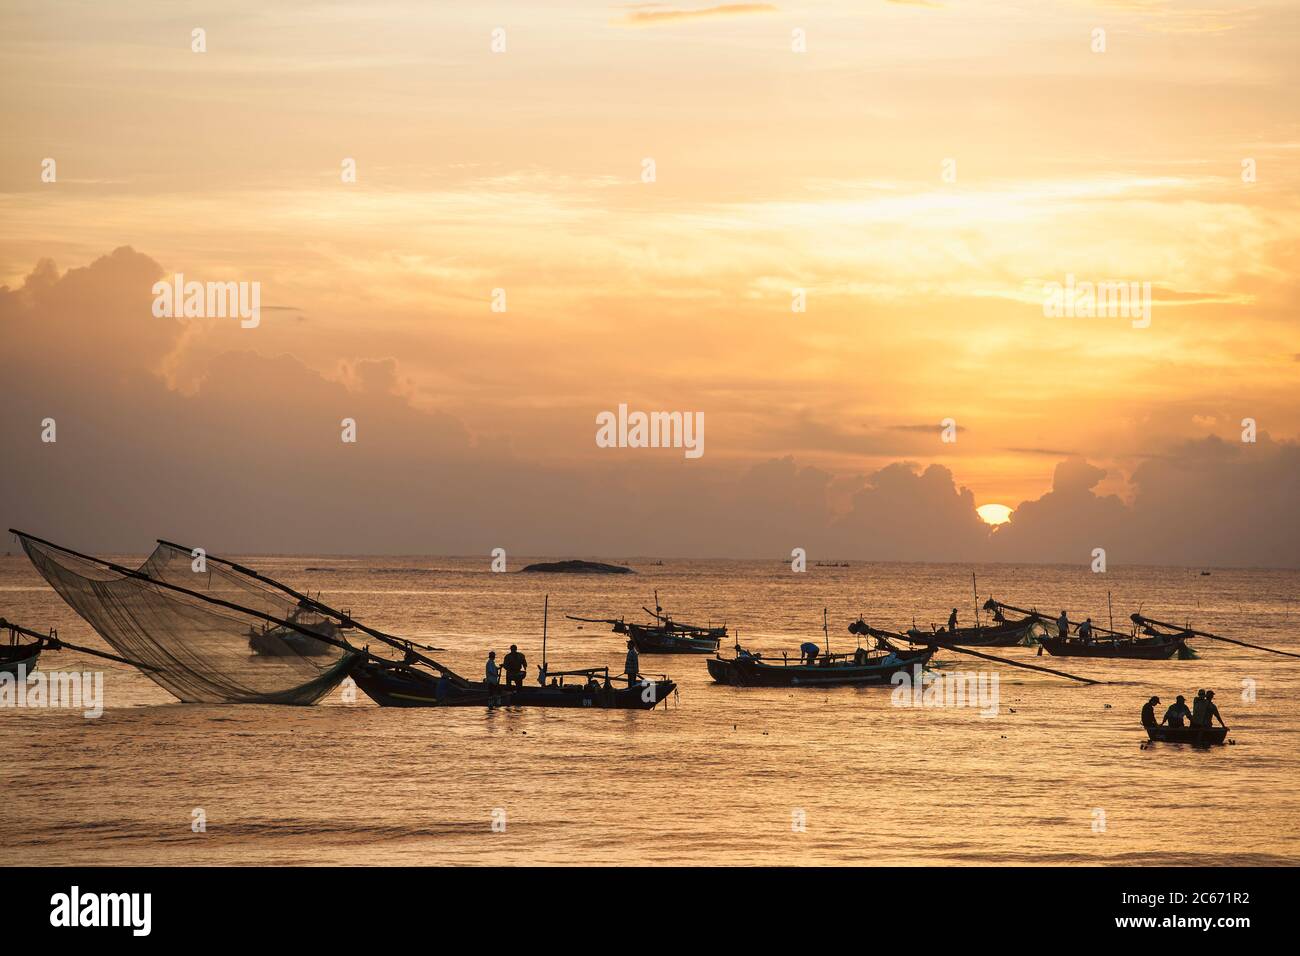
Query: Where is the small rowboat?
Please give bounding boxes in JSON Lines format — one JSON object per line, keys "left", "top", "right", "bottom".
{"left": 352, "top": 660, "right": 675, "bottom": 709}
{"left": 1146, "top": 725, "right": 1229, "bottom": 746}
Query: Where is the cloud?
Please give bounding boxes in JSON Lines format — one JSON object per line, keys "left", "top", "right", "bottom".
{"left": 2, "top": 249, "right": 1296, "bottom": 567}
{"left": 619, "top": 3, "right": 778, "bottom": 26}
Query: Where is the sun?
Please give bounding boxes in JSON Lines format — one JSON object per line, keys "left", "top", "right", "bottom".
{"left": 977, "top": 503, "right": 1013, "bottom": 526}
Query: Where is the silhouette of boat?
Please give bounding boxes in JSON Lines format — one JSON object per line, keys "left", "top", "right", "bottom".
{"left": 0, "top": 627, "right": 42, "bottom": 676}
{"left": 708, "top": 611, "right": 932, "bottom": 687}
{"left": 1038, "top": 631, "right": 1185, "bottom": 659}
{"left": 1146, "top": 725, "right": 1228, "bottom": 746}
{"left": 568, "top": 591, "right": 724, "bottom": 654}
{"left": 352, "top": 660, "right": 674, "bottom": 709}
{"left": 850, "top": 605, "right": 1039, "bottom": 649}
{"left": 247, "top": 606, "right": 341, "bottom": 657}
{"left": 1, "top": 617, "right": 159, "bottom": 677}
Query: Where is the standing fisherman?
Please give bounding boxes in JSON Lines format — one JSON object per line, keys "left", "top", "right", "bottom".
{"left": 624, "top": 639, "right": 640, "bottom": 684}
{"left": 1191, "top": 689, "right": 1209, "bottom": 727}
{"left": 1141, "top": 695, "right": 1161, "bottom": 728}
{"left": 1056, "top": 610, "right": 1070, "bottom": 641}
{"left": 1078, "top": 618, "right": 1094, "bottom": 644}
{"left": 1202, "top": 690, "right": 1226, "bottom": 728}
{"left": 948, "top": 608, "right": 959, "bottom": 634}
{"left": 485, "top": 651, "right": 501, "bottom": 698}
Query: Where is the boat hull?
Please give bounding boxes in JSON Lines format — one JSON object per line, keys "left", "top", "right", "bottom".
{"left": 0, "top": 646, "right": 40, "bottom": 676}
{"left": 625, "top": 622, "right": 720, "bottom": 654}
{"left": 1039, "top": 635, "right": 1183, "bottom": 659}
{"left": 908, "top": 618, "right": 1039, "bottom": 648}
{"left": 706, "top": 648, "right": 933, "bottom": 688}
{"left": 353, "top": 662, "right": 674, "bottom": 709}
{"left": 1146, "top": 725, "right": 1228, "bottom": 746}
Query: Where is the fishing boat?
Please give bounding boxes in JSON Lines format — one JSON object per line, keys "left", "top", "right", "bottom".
{"left": 1146, "top": 725, "right": 1229, "bottom": 746}
{"left": 1037, "top": 629, "right": 1186, "bottom": 659}
{"left": 850, "top": 607, "right": 1038, "bottom": 649}
{"left": 0, "top": 616, "right": 161, "bottom": 678}
{"left": 707, "top": 610, "right": 933, "bottom": 687}
{"left": 247, "top": 605, "right": 342, "bottom": 657}
{"left": 354, "top": 595, "right": 676, "bottom": 709}
{"left": 352, "top": 659, "right": 675, "bottom": 709}
{"left": 983, "top": 597, "right": 1187, "bottom": 659}
{"left": 568, "top": 592, "right": 724, "bottom": 654}
{"left": 1, "top": 620, "right": 44, "bottom": 676}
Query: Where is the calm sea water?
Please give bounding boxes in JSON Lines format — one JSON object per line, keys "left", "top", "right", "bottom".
{"left": 1, "top": 554, "right": 1297, "bottom": 865}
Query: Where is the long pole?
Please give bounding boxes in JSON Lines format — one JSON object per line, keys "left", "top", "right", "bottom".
{"left": 0, "top": 617, "right": 161, "bottom": 672}
{"left": 1107, "top": 591, "right": 1114, "bottom": 633}
{"left": 862, "top": 623, "right": 1101, "bottom": 685}
{"left": 823, "top": 607, "right": 829, "bottom": 655}
{"left": 543, "top": 594, "right": 548, "bottom": 668}
{"left": 972, "top": 572, "right": 979, "bottom": 627}
{"left": 11, "top": 530, "right": 365, "bottom": 659}
{"left": 153, "top": 537, "right": 458, "bottom": 677}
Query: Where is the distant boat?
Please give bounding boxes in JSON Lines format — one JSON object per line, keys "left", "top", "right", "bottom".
{"left": 567, "top": 591, "right": 724, "bottom": 654}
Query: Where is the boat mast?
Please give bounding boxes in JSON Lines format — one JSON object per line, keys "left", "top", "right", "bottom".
{"left": 972, "top": 572, "right": 979, "bottom": 627}
{"left": 542, "top": 594, "right": 548, "bottom": 668}
{"left": 822, "top": 607, "right": 829, "bottom": 655}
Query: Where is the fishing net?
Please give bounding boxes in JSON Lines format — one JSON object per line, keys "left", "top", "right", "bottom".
{"left": 17, "top": 535, "right": 358, "bottom": 705}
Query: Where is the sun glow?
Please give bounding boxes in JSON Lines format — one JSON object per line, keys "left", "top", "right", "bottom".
{"left": 977, "top": 504, "right": 1013, "bottom": 526}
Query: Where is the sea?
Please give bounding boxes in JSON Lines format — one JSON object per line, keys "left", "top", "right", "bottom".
{"left": 1, "top": 554, "right": 1297, "bottom": 865}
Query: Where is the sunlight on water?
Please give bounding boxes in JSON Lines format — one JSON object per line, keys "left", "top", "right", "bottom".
{"left": 1, "top": 555, "right": 1296, "bottom": 865}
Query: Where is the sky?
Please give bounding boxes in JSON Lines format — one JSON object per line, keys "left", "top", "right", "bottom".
{"left": 1, "top": 1, "right": 1297, "bottom": 565}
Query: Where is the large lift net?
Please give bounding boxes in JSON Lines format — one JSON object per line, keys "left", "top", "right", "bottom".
{"left": 17, "top": 534, "right": 358, "bottom": 705}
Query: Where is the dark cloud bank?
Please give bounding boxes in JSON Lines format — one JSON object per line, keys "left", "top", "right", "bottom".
{"left": 3, "top": 248, "right": 1297, "bottom": 568}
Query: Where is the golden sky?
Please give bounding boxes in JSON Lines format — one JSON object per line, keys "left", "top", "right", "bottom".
{"left": 2, "top": 1, "right": 1297, "bottom": 561}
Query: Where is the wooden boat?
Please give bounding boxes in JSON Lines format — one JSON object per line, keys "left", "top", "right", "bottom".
{"left": 709, "top": 612, "right": 932, "bottom": 688}
{"left": 0, "top": 637, "right": 42, "bottom": 676}
{"left": 0, "top": 617, "right": 160, "bottom": 678}
{"left": 247, "top": 610, "right": 341, "bottom": 657}
{"left": 1146, "top": 725, "right": 1229, "bottom": 746}
{"left": 707, "top": 641, "right": 932, "bottom": 687}
{"left": 983, "top": 598, "right": 1187, "bottom": 659}
{"left": 850, "top": 612, "right": 1038, "bottom": 648}
{"left": 568, "top": 594, "right": 724, "bottom": 654}
{"left": 1037, "top": 632, "right": 1185, "bottom": 659}
{"left": 352, "top": 660, "right": 675, "bottom": 709}
{"left": 621, "top": 619, "right": 721, "bottom": 654}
